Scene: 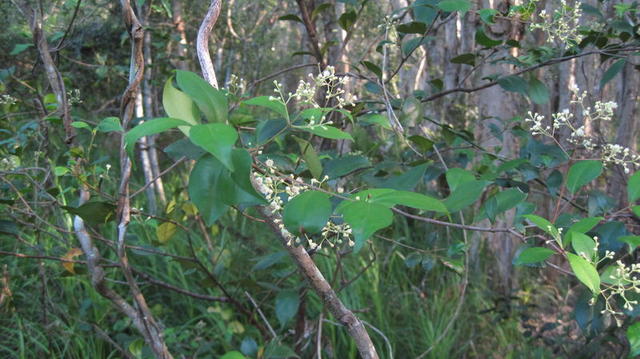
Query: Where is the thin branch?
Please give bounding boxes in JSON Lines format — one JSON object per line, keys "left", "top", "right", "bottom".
{"left": 196, "top": 0, "right": 222, "bottom": 86}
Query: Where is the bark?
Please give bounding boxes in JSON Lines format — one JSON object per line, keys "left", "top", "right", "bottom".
{"left": 172, "top": 0, "right": 190, "bottom": 71}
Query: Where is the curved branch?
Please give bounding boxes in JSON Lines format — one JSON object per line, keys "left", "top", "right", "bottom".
{"left": 197, "top": 0, "right": 222, "bottom": 87}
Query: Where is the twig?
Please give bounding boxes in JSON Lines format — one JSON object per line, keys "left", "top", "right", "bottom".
{"left": 245, "top": 291, "right": 277, "bottom": 339}
{"left": 196, "top": 0, "right": 222, "bottom": 86}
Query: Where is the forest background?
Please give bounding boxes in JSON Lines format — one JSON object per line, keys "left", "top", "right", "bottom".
{"left": 1, "top": 0, "right": 640, "bottom": 358}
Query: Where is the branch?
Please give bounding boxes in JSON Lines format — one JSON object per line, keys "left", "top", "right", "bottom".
{"left": 295, "top": 0, "right": 325, "bottom": 67}
{"left": 421, "top": 46, "right": 640, "bottom": 103}
{"left": 197, "top": 0, "right": 222, "bottom": 86}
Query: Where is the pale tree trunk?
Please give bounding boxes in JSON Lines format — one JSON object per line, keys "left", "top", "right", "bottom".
{"left": 172, "top": 0, "right": 190, "bottom": 71}
{"left": 143, "top": 7, "right": 166, "bottom": 206}
{"left": 473, "top": 0, "right": 525, "bottom": 295}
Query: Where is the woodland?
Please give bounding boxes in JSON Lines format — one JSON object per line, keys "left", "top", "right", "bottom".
{"left": 1, "top": 0, "right": 640, "bottom": 358}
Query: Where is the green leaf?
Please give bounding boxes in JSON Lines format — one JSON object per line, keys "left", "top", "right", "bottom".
{"left": 570, "top": 232, "right": 597, "bottom": 260}
{"left": 189, "top": 123, "right": 238, "bottom": 171}
{"left": 445, "top": 168, "right": 475, "bottom": 192}
{"left": 480, "top": 188, "right": 527, "bottom": 222}
{"left": 362, "top": 61, "right": 382, "bottom": 78}
{"left": 163, "top": 76, "right": 200, "bottom": 135}
{"left": 628, "top": 321, "right": 640, "bottom": 357}
{"left": 523, "top": 214, "right": 558, "bottom": 237}
{"left": 10, "top": 43, "right": 33, "bottom": 56}
{"left": 125, "top": 117, "right": 190, "bottom": 158}
{"left": 71, "top": 121, "right": 91, "bottom": 129}
{"left": 628, "top": 171, "right": 640, "bottom": 203}
{"left": 293, "top": 136, "right": 323, "bottom": 180}
{"left": 514, "top": 246, "right": 555, "bottom": 265}
{"left": 220, "top": 351, "right": 247, "bottom": 359}
{"left": 278, "top": 14, "right": 303, "bottom": 23}
{"left": 475, "top": 28, "right": 502, "bottom": 47}
{"left": 338, "top": 10, "right": 357, "bottom": 31}
{"left": 283, "top": 191, "right": 332, "bottom": 236}
{"left": 619, "top": 235, "right": 640, "bottom": 253}
{"left": 54, "top": 166, "right": 69, "bottom": 176}
{"left": 176, "top": 70, "right": 228, "bottom": 123}
{"left": 352, "top": 189, "right": 448, "bottom": 213}
{"left": 437, "top": 0, "right": 471, "bottom": 14}
{"left": 397, "top": 21, "right": 427, "bottom": 34}
{"left": 338, "top": 200, "right": 393, "bottom": 251}
{"left": 478, "top": 8, "right": 498, "bottom": 24}
{"left": 566, "top": 252, "right": 601, "bottom": 295}
{"left": 188, "top": 154, "right": 264, "bottom": 226}
{"left": 600, "top": 59, "right": 625, "bottom": 89}
{"left": 568, "top": 217, "right": 603, "bottom": 234}
{"left": 527, "top": 78, "right": 549, "bottom": 104}
{"left": 62, "top": 202, "right": 117, "bottom": 226}
{"left": 244, "top": 96, "right": 288, "bottom": 118}
{"left": 497, "top": 75, "right": 528, "bottom": 94}
{"left": 156, "top": 222, "right": 177, "bottom": 245}
{"left": 302, "top": 124, "right": 353, "bottom": 140}
{"left": 444, "top": 180, "right": 487, "bottom": 212}
{"left": 275, "top": 290, "right": 300, "bottom": 326}
{"left": 566, "top": 160, "right": 603, "bottom": 194}
{"left": 402, "top": 36, "right": 431, "bottom": 56}
{"left": 323, "top": 155, "right": 371, "bottom": 179}
{"left": 450, "top": 53, "right": 476, "bottom": 66}
{"left": 96, "top": 117, "right": 123, "bottom": 133}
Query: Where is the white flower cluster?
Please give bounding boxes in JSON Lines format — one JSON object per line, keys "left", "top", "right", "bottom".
{"left": 0, "top": 155, "right": 20, "bottom": 171}
{"left": 530, "top": 0, "right": 584, "bottom": 44}
{"left": 321, "top": 221, "right": 355, "bottom": 248}
{"left": 269, "top": 66, "right": 354, "bottom": 110}
{"left": 225, "top": 74, "right": 246, "bottom": 95}
{"left": 0, "top": 94, "right": 17, "bottom": 106}
{"left": 601, "top": 260, "right": 640, "bottom": 321}
{"left": 67, "top": 89, "right": 83, "bottom": 105}
{"left": 253, "top": 159, "right": 352, "bottom": 250}
{"left": 525, "top": 85, "right": 639, "bottom": 173}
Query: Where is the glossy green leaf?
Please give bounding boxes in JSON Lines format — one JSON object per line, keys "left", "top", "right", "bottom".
{"left": 628, "top": 171, "right": 640, "bottom": 203}
{"left": 444, "top": 180, "right": 487, "bottom": 212}
{"left": 283, "top": 191, "right": 332, "bottom": 236}
{"left": 125, "top": 117, "right": 190, "bottom": 158}
{"left": 570, "top": 232, "right": 597, "bottom": 260}
{"left": 568, "top": 216, "right": 603, "bottom": 233}
{"left": 527, "top": 78, "right": 549, "bottom": 104}
{"left": 275, "top": 290, "right": 300, "bottom": 326}
{"left": 497, "top": 75, "right": 528, "bottom": 94}
{"left": 480, "top": 188, "right": 527, "bottom": 222}
{"left": 323, "top": 155, "right": 371, "bottom": 179}
{"left": 62, "top": 201, "right": 116, "bottom": 226}
{"left": 445, "top": 168, "right": 475, "bottom": 192}
{"left": 475, "top": 28, "right": 502, "bottom": 47}
{"left": 352, "top": 188, "right": 447, "bottom": 213}
{"left": 619, "top": 235, "right": 640, "bottom": 253}
{"left": 450, "top": 53, "right": 476, "bottom": 66}
{"left": 96, "top": 117, "right": 123, "bottom": 133}
{"left": 189, "top": 123, "right": 238, "bottom": 171}
{"left": 628, "top": 321, "right": 640, "bottom": 357}
{"left": 600, "top": 59, "right": 625, "bottom": 89}
{"left": 566, "top": 160, "right": 603, "bottom": 194}
{"left": 567, "top": 252, "right": 600, "bottom": 295}
{"left": 514, "top": 246, "right": 555, "bottom": 265}
{"left": 437, "top": 0, "right": 471, "bottom": 14}
{"left": 293, "top": 136, "right": 323, "bottom": 180}
{"left": 396, "top": 21, "right": 427, "bottom": 34}
{"left": 338, "top": 200, "right": 393, "bottom": 251}
{"left": 244, "top": 96, "right": 288, "bottom": 118}
{"left": 523, "top": 214, "right": 558, "bottom": 237}
{"left": 176, "top": 70, "right": 228, "bottom": 123}
{"left": 302, "top": 124, "right": 353, "bottom": 140}
{"left": 220, "top": 351, "right": 247, "bottom": 359}
{"left": 188, "top": 154, "right": 264, "bottom": 226}
{"left": 163, "top": 76, "right": 200, "bottom": 135}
